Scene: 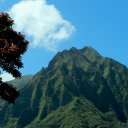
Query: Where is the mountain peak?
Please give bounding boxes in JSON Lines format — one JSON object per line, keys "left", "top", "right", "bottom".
{"left": 0, "top": 46, "right": 128, "bottom": 127}
{"left": 80, "top": 46, "right": 103, "bottom": 64}
{"left": 48, "top": 46, "right": 104, "bottom": 70}
{"left": 81, "top": 46, "right": 101, "bottom": 55}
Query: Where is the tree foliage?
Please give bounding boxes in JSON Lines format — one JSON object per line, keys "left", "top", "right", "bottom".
{"left": 0, "top": 12, "right": 29, "bottom": 103}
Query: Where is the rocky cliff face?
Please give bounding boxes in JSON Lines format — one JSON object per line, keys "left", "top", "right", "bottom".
{"left": 0, "top": 47, "right": 128, "bottom": 128}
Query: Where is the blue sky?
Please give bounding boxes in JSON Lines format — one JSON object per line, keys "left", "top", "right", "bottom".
{"left": 0, "top": 0, "right": 128, "bottom": 81}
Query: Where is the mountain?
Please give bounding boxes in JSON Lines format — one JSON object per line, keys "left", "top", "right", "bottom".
{"left": 8, "top": 75, "right": 33, "bottom": 90}
{"left": 0, "top": 46, "right": 128, "bottom": 128}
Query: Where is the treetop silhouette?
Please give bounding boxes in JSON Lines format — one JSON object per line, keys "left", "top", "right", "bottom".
{"left": 0, "top": 12, "right": 29, "bottom": 103}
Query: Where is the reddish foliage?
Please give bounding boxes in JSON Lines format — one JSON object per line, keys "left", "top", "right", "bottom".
{"left": 0, "top": 12, "right": 29, "bottom": 103}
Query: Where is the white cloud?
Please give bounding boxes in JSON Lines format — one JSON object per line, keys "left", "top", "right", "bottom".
{"left": 9, "top": 0, "right": 75, "bottom": 51}
{"left": 1, "top": 72, "right": 14, "bottom": 82}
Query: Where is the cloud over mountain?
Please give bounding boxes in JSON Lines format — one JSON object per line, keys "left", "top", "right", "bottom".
{"left": 9, "top": 0, "right": 75, "bottom": 51}
{"left": 1, "top": 72, "right": 14, "bottom": 82}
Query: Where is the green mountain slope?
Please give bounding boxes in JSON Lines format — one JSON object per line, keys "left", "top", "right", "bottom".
{"left": 0, "top": 47, "right": 128, "bottom": 128}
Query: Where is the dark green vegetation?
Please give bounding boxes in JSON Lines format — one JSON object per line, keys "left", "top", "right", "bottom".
{"left": 0, "top": 47, "right": 128, "bottom": 128}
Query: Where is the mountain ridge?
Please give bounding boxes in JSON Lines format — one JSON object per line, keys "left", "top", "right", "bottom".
{"left": 0, "top": 46, "right": 128, "bottom": 128}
